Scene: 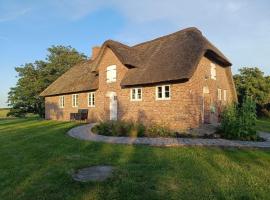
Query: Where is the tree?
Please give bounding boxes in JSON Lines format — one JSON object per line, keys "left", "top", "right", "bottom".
{"left": 8, "top": 45, "right": 87, "bottom": 117}
{"left": 233, "top": 67, "right": 270, "bottom": 116}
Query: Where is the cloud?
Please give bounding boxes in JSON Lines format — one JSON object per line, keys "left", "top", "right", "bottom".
{"left": 0, "top": 7, "right": 31, "bottom": 22}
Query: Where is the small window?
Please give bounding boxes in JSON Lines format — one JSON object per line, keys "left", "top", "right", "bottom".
{"left": 72, "top": 94, "right": 78, "bottom": 107}
{"left": 131, "top": 88, "right": 142, "bottom": 101}
{"left": 106, "top": 65, "right": 116, "bottom": 83}
{"left": 203, "top": 86, "right": 209, "bottom": 94}
{"left": 210, "top": 63, "right": 216, "bottom": 80}
{"left": 223, "top": 90, "right": 227, "bottom": 101}
{"left": 156, "top": 85, "right": 171, "bottom": 100}
{"left": 88, "top": 92, "right": 95, "bottom": 107}
{"left": 218, "top": 89, "right": 222, "bottom": 101}
{"left": 59, "top": 96, "right": 65, "bottom": 108}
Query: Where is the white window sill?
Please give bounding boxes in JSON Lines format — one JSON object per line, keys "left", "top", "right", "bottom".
{"left": 156, "top": 98, "right": 171, "bottom": 101}
{"left": 131, "top": 99, "right": 142, "bottom": 101}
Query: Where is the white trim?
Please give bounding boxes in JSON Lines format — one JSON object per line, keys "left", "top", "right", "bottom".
{"left": 88, "top": 92, "right": 95, "bottom": 107}
{"left": 217, "top": 88, "right": 222, "bottom": 101}
{"left": 59, "top": 96, "right": 65, "bottom": 108}
{"left": 130, "top": 88, "right": 142, "bottom": 101}
{"left": 223, "top": 90, "right": 227, "bottom": 101}
{"left": 106, "top": 65, "right": 116, "bottom": 83}
{"left": 156, "top": 85, "right": 171, "bottom": 100}
{"left": 72, "top": 94, "right": 78, "bottom": 107}
{"left": 210, "top": 63, "right": 216, "bottom": 80}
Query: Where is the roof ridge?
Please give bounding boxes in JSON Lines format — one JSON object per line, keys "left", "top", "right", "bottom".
{"left": 132, "top": 27, "right": 201, "bottom": 48}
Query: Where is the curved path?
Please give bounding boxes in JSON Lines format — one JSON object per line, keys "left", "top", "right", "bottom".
{"left": 67, "top": 124, "right": 270, "bottom": 149}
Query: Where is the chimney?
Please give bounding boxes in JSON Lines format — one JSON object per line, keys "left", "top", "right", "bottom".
{"left": 91, "top": 46, "right": 101, "bottom": 60}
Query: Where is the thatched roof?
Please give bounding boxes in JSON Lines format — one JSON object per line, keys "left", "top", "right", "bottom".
{"left": 40, "top": 60, "right": 98, "bottom": 97}
{"left": 40, "top": 27, "right": 231, "bottom": 97}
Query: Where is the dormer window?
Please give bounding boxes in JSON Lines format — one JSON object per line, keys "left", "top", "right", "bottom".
{"left": 106, "top": 65, "right": 116, "bottom": 83}
{"left": 210, "top": 63, "right": 216, "bottom": 80}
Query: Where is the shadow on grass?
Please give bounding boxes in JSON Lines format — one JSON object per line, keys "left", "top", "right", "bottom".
{"left": 1, "top": 119, "right": 270, "bottom": 200}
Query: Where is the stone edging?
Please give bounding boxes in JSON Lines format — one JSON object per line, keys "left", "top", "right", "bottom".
{"left": 67, "top": 124, "right": 270, "bottom": 149}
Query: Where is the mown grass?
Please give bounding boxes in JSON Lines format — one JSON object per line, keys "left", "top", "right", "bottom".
{"left": 256, "top": 118, "right": 270, "bottom": 132}
{"left": 0, "top": 108, "right": 9, "bottom": 118}
{"left": 0, "top": 118, "right": 270, "bottom": 200}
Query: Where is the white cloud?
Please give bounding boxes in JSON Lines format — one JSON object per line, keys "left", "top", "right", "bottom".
{"left": 0, "top": 7, "right": 31, "bottom": 22}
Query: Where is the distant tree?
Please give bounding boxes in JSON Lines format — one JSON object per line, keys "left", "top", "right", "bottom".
{"left": 8, "top": 45, "right": 87, "bottom": 117}
{"left": 233, "top": 67, "right": 270, "bottom": 116}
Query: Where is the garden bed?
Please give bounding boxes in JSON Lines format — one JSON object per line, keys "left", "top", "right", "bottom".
{"left": 92, "top": 120, "right": 265, "bottom": 141}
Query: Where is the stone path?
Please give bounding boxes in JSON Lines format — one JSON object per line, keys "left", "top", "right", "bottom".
{"left": 67, "top": 124, "right": 270, "bottom": 149}
{"left": 72, "top": 165, "right": 114, "bottom": 182}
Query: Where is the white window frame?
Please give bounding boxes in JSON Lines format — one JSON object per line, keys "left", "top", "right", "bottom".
{"left": 72, "top": 94, "right": 79, "bottom": 107}
{"left": 218, "top": 89, "right": 222, "bottom": 101}
{"left": 106, "top": 65, "right": 116, "bottom": 83}
{"left": 88, "top": 92, "right": 95, "bottom": 107}
{"left": 223, "top": 90, "right": 227, "bottom": 101}
{"left": 210, "top": 63, "right": 216, "bottom": 80}
{"left": 130, "top": 88, "right": 142, "bottom": 101}
{"left": 156, "top": 85, "right": 171, "bottom": 100}
{"left": 59, "top": 96, "right": 65, "bottom": 108}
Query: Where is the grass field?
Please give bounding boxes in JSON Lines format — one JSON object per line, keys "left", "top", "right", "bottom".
{"left": 256, "top": 118, "right": 270, "bottom": 132}
{"left": 0, "top": 118, "right": 270, "bottom": 200}
{"left": 0, "top": 108, "right": 9, "bottom": 118}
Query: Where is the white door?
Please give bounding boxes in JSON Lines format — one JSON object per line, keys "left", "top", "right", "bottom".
{"left": 109, "top": 94, "right": 117, "bottom": 120}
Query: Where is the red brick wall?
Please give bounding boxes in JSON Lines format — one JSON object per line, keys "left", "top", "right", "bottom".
{"left": 45, "top": 48, "right": 236, "bottom": 131}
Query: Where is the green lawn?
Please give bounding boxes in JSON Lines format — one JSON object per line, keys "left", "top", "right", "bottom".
{"left": 0, "top": 108, "right": 9, "bottom": 118}
{"left": 256, "top": 118, "right": 270, "bottom": 132}
{"left": 0, "top": 118, "right": 270, "bottom": 200}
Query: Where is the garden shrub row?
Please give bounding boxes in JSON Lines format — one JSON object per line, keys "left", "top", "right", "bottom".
{"left": 220, "top": 97, "right": 258, "bottom": 141}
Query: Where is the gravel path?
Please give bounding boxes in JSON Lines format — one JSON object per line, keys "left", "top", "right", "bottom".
{"left": 67, "top": 124, "right": 270, "bottom": 149}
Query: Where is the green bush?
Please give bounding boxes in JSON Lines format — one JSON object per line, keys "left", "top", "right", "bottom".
{"left": 92, "top": 120, "right": 146, "bottom": 137}
{"left": 220, "top": 96, "right": 257, "bottom": 141}
{"left": 145, "top": 124, "right": 175, "bottom": 137}
{"left": 92, "top": 120, "right": 176, "bottom": 138}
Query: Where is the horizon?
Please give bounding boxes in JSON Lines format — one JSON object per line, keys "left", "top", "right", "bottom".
{"left": 1, "top": 0, "right": 270, "bottom": 108}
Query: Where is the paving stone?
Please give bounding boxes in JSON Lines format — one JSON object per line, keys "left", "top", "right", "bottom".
{"left": 72, "top": 165, "right": 114, "bottom": 182}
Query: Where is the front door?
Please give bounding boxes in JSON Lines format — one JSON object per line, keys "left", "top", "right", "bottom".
{"left": 109, "top": 93, "right": 117, "bottom": 120}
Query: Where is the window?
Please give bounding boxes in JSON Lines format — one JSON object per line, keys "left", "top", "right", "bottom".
{"left": 210, "top": 63, "right": 216, "bottom": 80}
{"left": 223, "top": 90, "right": 227, "bottom": 101}
{"left": 88, "top": 92, "right": 95, "bottom": 107}
{"left": 72, "top": 94, "right": 78, "bottom": 107}
{"left": 59, "top": 96, "right": 64, "bottom": 108}
{"left": 130, "top": 88, "right": 142, "bottom": 101}
{"left": 106, "top": 65, "right": 116, "bottom": 83}
{"left": 156, "top": 85, "right": 171, "bottom": 100}
{"left": 218, "top": 89, "right": 222, "bottom": 101}
{"left": 203, "top": 86, "right": 209, "bottom": 94}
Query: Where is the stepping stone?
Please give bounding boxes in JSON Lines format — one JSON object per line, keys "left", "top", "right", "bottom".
{"left": 72, "top": 165, "right": 114, "bottom": 182}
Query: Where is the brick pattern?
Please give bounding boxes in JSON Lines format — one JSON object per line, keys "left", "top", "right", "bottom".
{"left": 45, "top": 48, "right": 236, "bottom": 131}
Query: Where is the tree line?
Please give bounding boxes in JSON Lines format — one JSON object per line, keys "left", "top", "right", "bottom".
{"left": 7, "top": 46, "right": 86, "bottom": 117}
{"left": 7, "top": 45, "right": 270, "bottom": 118}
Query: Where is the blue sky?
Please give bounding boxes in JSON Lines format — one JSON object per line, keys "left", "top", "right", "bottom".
{"left": 0, "top": 0, "right": 270, "bottom": 108}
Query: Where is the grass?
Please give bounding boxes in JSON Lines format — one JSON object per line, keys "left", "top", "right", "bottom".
{"left": 0, "top": 108, "right": 9, "bottom": 118}
{"left": 0, "top": 118, "right": 270, "bottom": 200}
{"left": 256, "top": 118, "right": 270, "bottom": 132}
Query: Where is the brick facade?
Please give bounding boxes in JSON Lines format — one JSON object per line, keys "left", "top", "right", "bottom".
{"left": 45, "top": 47, "right": 236, "bottom": 131}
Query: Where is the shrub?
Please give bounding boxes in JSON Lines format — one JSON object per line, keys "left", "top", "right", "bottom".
{"left": 92, "top": 121, "right": 176, "bottom": 138}
{"left": 220, "top": 96, "right": 257, "bottom": 141}
{"left": 145, "top": 124, "right": 175, "bottom": 137}
{"left": 92, "top": 120, "right": 146, "bottom": 137}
